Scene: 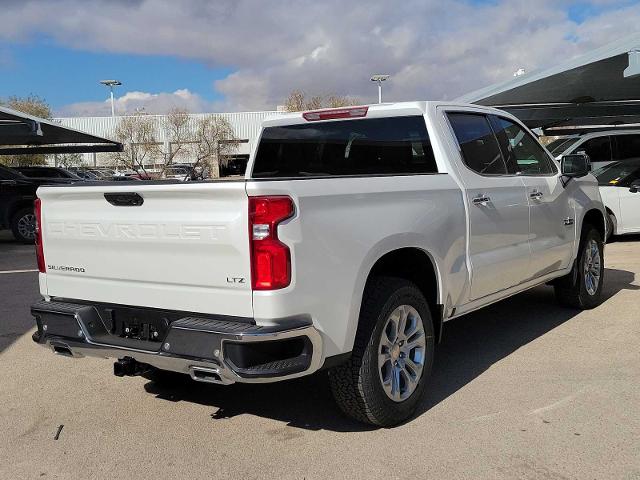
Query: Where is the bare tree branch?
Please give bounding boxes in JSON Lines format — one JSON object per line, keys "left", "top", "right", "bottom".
{"left": 188, "top": 116, "right": 238, "bottom": 178}
{"left": 110, "top": 114, "right": 159, "bottom": 173}
{"left": 283, "top": 90, "right": 360, "bottom": 112}
{"left": 160, "top": 108, "right": 190, "bottom": 173}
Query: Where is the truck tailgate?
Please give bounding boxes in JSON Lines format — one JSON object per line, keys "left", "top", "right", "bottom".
{"left": 37, "top": 181, "right": 253, "bottom": 318}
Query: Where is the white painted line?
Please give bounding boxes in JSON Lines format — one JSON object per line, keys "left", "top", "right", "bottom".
{"left": 0, "top": 269, "right": 38, "bottom": 274}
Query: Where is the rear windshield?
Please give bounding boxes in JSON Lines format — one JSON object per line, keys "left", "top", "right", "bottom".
{"left": 252, "top": 116, "right": 437, "bottom": 178}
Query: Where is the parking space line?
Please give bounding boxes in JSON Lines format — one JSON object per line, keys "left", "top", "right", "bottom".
{"left": 0, "top": 269, "right": 38, "bottom": 274}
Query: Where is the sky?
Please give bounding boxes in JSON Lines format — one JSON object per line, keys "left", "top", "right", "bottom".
{"left": 1, "top": 0, "right": 639, "bottom": 117}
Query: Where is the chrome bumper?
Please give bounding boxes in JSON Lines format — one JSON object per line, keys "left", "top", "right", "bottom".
{"left": 31, "top": 300, "right": 323, "bottom": 385}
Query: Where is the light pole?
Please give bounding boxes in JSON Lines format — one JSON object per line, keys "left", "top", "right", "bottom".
{"left": 370, "top": 74, "right": 390, "bottom": 104}
{"left": 99, "top": 79, "right": 122, "bottom": 116}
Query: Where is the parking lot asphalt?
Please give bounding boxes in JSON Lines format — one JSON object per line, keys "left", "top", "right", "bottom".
{"left": 0, "top": 231, "right": 639, "bottom": 480}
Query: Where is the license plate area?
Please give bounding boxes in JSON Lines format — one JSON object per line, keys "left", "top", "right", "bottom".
{"left": 104, "top": 307, "right": 170, "bottom": 343}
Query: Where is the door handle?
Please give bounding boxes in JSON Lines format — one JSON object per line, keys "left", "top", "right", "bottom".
{"left": 472, "top": 195, "right": 491, "bottom": 206}
{"left": 529, "top": 190, "right": 543, "bottom": 200}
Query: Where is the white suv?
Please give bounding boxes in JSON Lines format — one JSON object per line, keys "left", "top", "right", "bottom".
{"left": 548, "top": 130, "right": 640, "bottom": 170}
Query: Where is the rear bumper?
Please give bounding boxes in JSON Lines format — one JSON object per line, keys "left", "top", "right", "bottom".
{"left": 31, "top": 300, "right": 323, "bottom": 385}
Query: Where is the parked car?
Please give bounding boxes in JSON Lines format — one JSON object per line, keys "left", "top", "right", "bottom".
{"left": 128, "top": 171, "right": 154, "bottom": 181}
{"left": 110, "top": 175, "right": 142, "bottom": 181}
{"left": 86, "top": 170, "right": 110, "bottom": 180}
{"left": 594, "top": 158, "right": 640, "bottom": 238}
{"left": 92, "top": 168, "right": 118, "bottom": 179}
{"left": 549, "top": 129, "right": 640, "bottom": 170}
{"left": 163, "top": 166, "right": 192, "bottom": 181}
{"left": 13, "top": 166, "right": 82, "bottom": 180}
{"left": 30, "top": 102, "right": 606, "bottom": 426}
{"left": 66, "top": 167, "right": 100, "bottom": 180}
{"left": 0, "top": 165, "right": 75, "bottom": 242}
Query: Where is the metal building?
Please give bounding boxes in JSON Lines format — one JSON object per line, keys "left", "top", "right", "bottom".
{"left": 53, "top": 110, "right": 285, "bottom": 172}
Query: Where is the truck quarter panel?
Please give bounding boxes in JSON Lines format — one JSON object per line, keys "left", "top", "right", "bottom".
{"left": 246, "top": 174, "right": 466, "bottom": 357}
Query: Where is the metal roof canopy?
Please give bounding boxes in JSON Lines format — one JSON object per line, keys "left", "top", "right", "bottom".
{"left": 457, "top": 33, "right": 640, "bottom": 134}
{"left": 0, "top": 105, "right": 122, "bottom": 155}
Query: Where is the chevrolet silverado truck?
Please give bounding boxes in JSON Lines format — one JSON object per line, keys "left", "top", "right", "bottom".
{"left": 31, "top": 102, "right": 606, "bottom": 426}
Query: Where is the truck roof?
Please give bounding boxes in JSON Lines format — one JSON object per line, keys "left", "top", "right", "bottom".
{"left": 262, "top": 101, "right": 511, "bottom": 127}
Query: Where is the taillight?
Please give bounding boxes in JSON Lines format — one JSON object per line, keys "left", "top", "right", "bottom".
{"left": 302, "top": 106, "right": 368, "bottom": 121}
{"left": 34, "top": 198, "right": 45, "bottom": 273}
{"left": 249, "top": 196, "right": 294, "bottom": 290}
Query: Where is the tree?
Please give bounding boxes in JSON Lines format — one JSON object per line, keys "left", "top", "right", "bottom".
{"left": 0, "top": 95, "right": 52, "bottom": 167}
{"left": 158, "top": 110, "right": 239, "bottom": 178}
{"left": 1, "top": 94, "right": 51, "bottom": 119}
{"left": 190, "top": 115, "right": 238, "bottom": 178}
{"left": 110, "top": 113, "right": 159, "bottom": 173}
{"left": 283, "top": 90, "right": 360, "bottom": 112}
{"left": 159, "top": 108, "right": 191, "bottom": 174}
{"left": 55, "top": 152, "right": 85, "bottom": 168}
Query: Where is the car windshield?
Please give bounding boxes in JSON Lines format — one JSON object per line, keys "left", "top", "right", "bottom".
{"left": 546, "top": 137, "right": 579, "bottom": 155}
{"left": 594, "top": 159, "right": 640, "bottom": 185}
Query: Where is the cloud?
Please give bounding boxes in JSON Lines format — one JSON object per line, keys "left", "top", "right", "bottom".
{"left": 57, "top": 89, "right": 212, "bottom": 116}
{"left": 4, "top": 0, "right": 640, "bottom": 112}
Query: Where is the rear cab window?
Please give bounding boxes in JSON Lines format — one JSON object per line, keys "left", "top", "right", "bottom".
{"left": 251, "top": 116, "right": 437, "bottom": 178}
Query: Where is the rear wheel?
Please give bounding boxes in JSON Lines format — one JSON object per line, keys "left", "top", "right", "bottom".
{"left": 554, "top": 226, "right": 604, "bottom": 309}
{"left": 328, "top": 277, "right": 435, "bottom": 427}
{"left": 10, "top": 207, "right": 36, "bottom": 243}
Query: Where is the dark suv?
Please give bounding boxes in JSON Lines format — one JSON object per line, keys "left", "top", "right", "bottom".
{"left": 0, "top": 165, "right": 76, "bottom": 242}
{"left": 13, "top": 166, "right": 82, "bottom": 180}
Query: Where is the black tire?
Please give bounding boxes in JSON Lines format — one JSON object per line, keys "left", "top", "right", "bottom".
{"left": 328, "top": 277, "right": 435, "bottom": 427}
{"left": 606, "top": 212, "right": 616, "bottom": 242}
{"left": 554, "top": 225, "right": 604, "bottom": 309}
{"left": 10, "top": 207, "right": 36, "bottom": 243}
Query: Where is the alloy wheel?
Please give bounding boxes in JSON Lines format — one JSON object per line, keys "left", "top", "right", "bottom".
{"left": 378, "top": 305, "right": 426, "bottom": 402}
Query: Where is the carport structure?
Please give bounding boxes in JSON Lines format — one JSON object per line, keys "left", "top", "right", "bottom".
{"left": 0, "top": 105, "right": 122, "bottom": 155}
{"left": 457, "top": 33, "right": 640, "bottom": 135}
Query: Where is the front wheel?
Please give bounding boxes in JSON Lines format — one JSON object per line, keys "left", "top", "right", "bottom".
{"left": 554, "top": 226, "right": 605, "bottom": 309}
{"left": 328, "top": 277, "right": 435, "bottom": 427}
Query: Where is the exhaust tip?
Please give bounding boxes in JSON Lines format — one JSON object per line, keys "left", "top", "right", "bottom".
{"left": 52, "top": 344, "right": 73, "bottom": 357}
{"left": 189, "top": 366, "right": 224, "bottom": 384}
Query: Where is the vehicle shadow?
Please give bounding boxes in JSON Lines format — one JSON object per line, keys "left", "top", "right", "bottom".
{"left": 143, "top": 267, "right": 637, "bottom": 432}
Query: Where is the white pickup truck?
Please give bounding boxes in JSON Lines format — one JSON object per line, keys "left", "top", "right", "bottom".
{"left": 31, "top": 102, "right": 606, "bottom": 426}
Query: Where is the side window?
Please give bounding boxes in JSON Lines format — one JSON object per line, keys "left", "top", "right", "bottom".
{"left": 447, "top": 113, "right": 507, "bottom": 175}
{"left": 578, "top": 136, "right": 612, "bottom": 163}
{"left": 614, "top": 134, "right": 640, "bottom": 161}
{"left": 491, "top": 116, "right": 556, "bottom": 175}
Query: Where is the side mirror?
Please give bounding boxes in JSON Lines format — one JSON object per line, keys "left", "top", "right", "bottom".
{"left": 561, "top": 153, "right": 591, "bottom": 178}
{"left": 629, "top": 180, "right": 640, "bottom": 194}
